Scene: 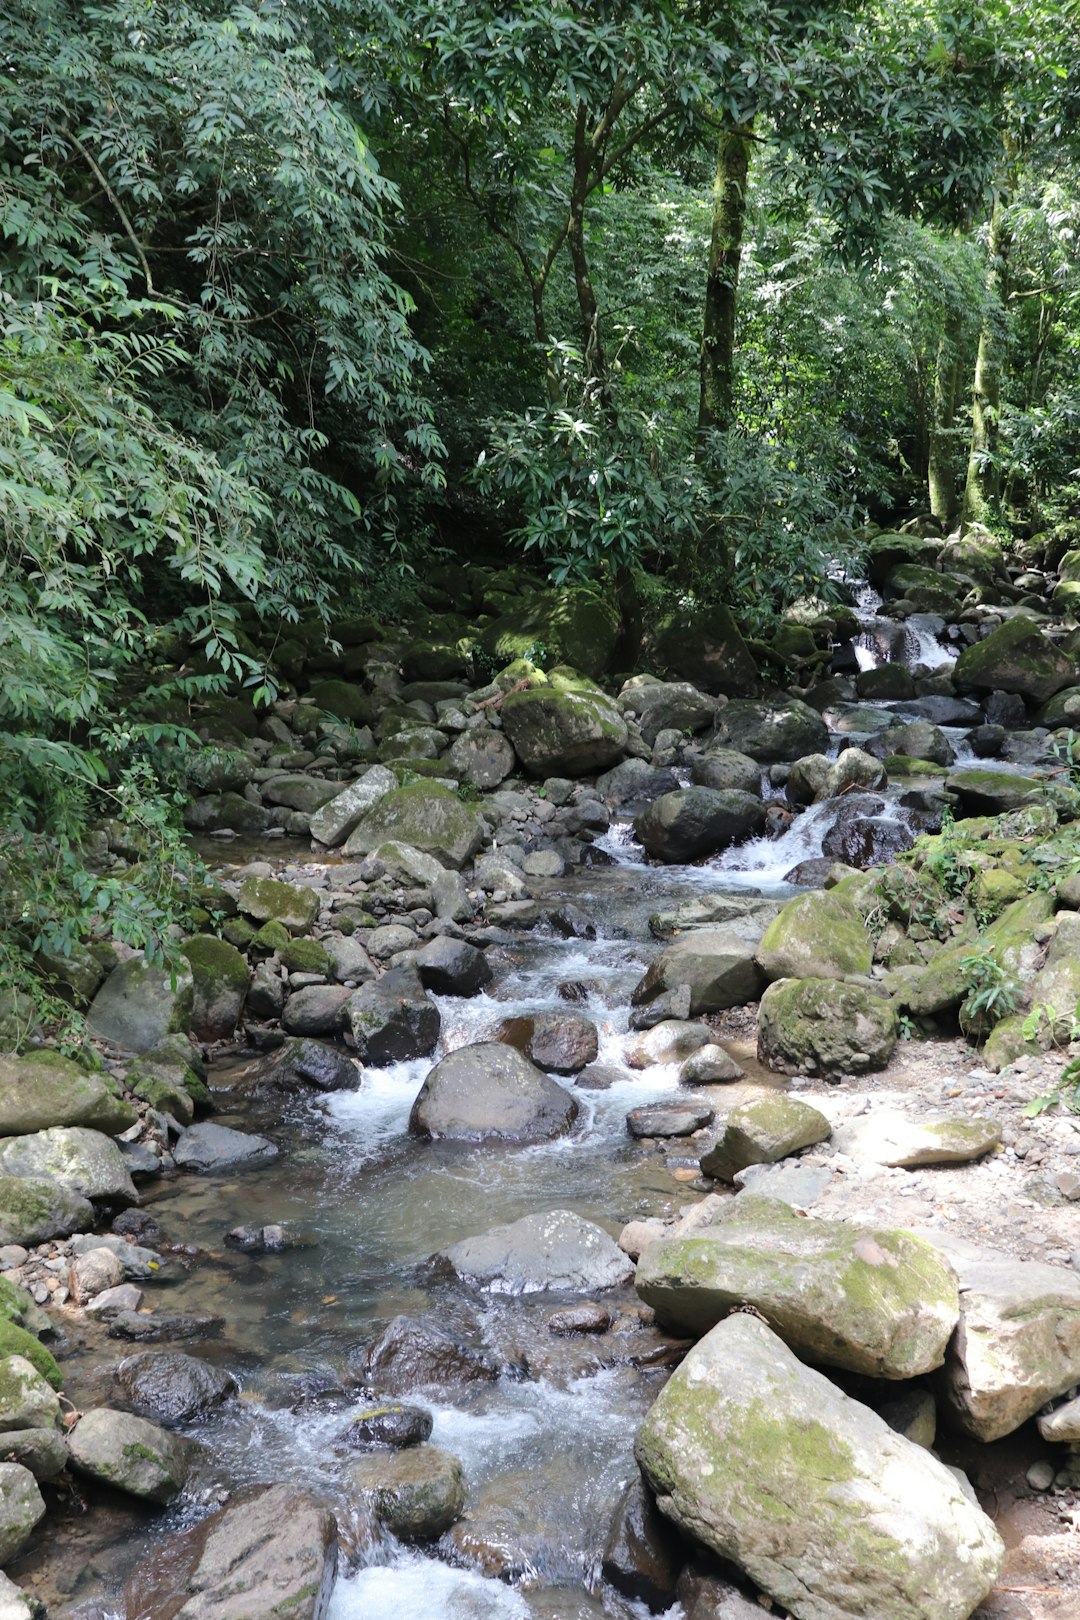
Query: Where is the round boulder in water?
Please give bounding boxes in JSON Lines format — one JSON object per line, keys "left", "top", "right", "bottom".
{"left": 710, "top": 698, "right": 828, "bottom": 763}
{"left": 344, "top": 1445, "right": 465, "bottom": 1541}
{"left": 409, "top": 1042, "right": 578, "bottom": 1142}
{"left": 634, "top": 788, "right": 766, "bottom": 863}
{"left": 338, "top": 1402, "right": 433, "bottom": 1451}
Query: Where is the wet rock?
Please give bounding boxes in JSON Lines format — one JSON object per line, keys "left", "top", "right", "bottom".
{"left": 0, "top": 1427, "right": 67, "bottom": 1482}
{"left": 108, "top": 1310, "right": 224, "bottom": 1342}
{"left": 496, "top": 1013, "right": 599, "bottom": 1075}
{"left": 547, "top": 1303, "right": 612, "bottom": 1336}
{"left": 635, "top": 1315, "right": 1003, "bottom": 1620}
{"left": 85, "top": 1282, "right": 144, "bottom": 1318}
{"left": 237, "top": 875, "right": 320, "bottom": 933}
{"left": 70, "top": 1245, "right": 126, "bottom": 1302}
{"left": 354, "top": 1314, "right": 499, "bottom": 1392}
{"left": 123, "top": 1483, "right": 336, "bottom": 1620}
{"left": 342, "top": 781, "right": 485, "bottom": 868}
{"left": 115, "top": 1350, "right": 237, "bottom": 1426}
{"left": 88, "top": 953, "right": 194, "bottom": 1054}
{"left": 710, "top": 697, "right": 828, "bottom": 763}
{"left": 755, "top": 890, "right": 872, "bottom": 982}
{"left": 821, "top": 801, "right": 914, "bottom": 868}
{"left": 632, "top": 932, "right": 763, "bottom": 1016}
{"left": 309, "top": 765, "right": 398, "bottom": 846}
{"left": 411, "top": 1042, "right": 578, "bottom": 1143}
{"left": 67, "top": 1407, "right": 197, "bottom": 1502}
{"left": 953, "top": 614, "right": 1074, "bottom": 703}
{"left": 0, "top": 1355, "right": 61, "bottom": 1432}
{"left": 173, "top": 1121, "right": 278, "bottom": 1172}
{"left": 348, "top": 968, "right": 441, "bottom": 1066}
{"left": 338, "top": 1402, "right": 433, "bottom": 1450}
{"left": 946, "top": 767, "right": 1041, "bottom": 815}
{"left": 676, "top": 1568, "right": 766, "bottom": 1620}
{"left": 0, "top": 1175, "right": 94, "bottom": 1245}
{"left": 280, "top": 984, "right": 352, "bottom": 1037}
{"left": 0, "top": 1050, "right": 136, "bottom": 1137}
{"left": 111, "top": 1208, "right": 162, "bottom": 1244}
{"left": 637, "top": 1195, "right": 959, "bottom": 1379}
{"left": 758, "top": 976, "right": 897, "bottom": 1076}
{"left": 628, "top": 985, "right": 692, "bottom": 1030}
{"left": 438, "top": 1209, "right": 633, "bottom": 1295}
{"left": 576, "top": 1064, "right": 625, "bottom": 1091}
{"left": 601, "top": 1475, "right": 683, "bottom": 1609}
{"left": 547, "top": 902, "right": 597, "bottom": 940}
{"left": 262, "top": 1037, "right": 359, "bottom": 1093}
{"left": 0, "top": 1126, "right": 137, "bottom": 1205}
{"left": 344, "top": 1444, "right": 465, "bottom": 1540}
{"left": 0, "top": 1462, "right": 45, "bottom": 1564}
{"left": 681, "top": 1045, "right": 745, "bottom": 1085}
{"left": 625, "top": 1020, "right": 711, "bottom": 1069}
{"left": 699, "top": 1096, "right": 832, "bottom": 1183}
{"left": 414, "top": 936, "right": 492, "bottom": 997}
{"left": 832, "top": 1109, "right": 1001, "bottom": 1167}
{"left": 634, "top": 789, "right": 766, "bottom": 863}
{"left": 501, "top": 687, "right": 628, "bottom": 777}
{"left": 627, "top": 1102, "right": 714, "bottom": 1138}
{"left": 225, "top": 1224, "right": 291, "bottom": 1254}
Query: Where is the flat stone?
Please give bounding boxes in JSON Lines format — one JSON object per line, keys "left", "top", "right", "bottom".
{"left": 439, "top": 1210, "right": 633, "bottom": 1295}
{"left": 627, "top": 1102, "right": 715, "bottom": 1137}
{"left": 699, "top": 1095, "right": 831, "bottom": 1183}
{"left": 173, "top": 1122, "right": 278, "bottom": 1172}
{"left": 833, "top": 1109, "right": 1001, "bottom": 1167}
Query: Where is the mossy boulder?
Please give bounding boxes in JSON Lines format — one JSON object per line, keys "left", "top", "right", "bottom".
{"left": 237, "top": 876, "right": 321, "bottom": 934}
{"left": 477, "top": 585, "right": 620, "bottom": 680}
{"left": 905, "top": 891, "right": 1054, "bottom": 1018}
{"left": 67, "top": 1408, "right": 197, "bottom": 1504}
{"left": 0, "top": 1127, "right": 137, "bottom": 1206}
{"left": 0, "top": 1325, "right": 61, "bottom": 1391}
{"left": 251, "top": 919, "right": 290, "bottom": 954}
{"left": 0, "top": 1051, "right": 135, "bottom": 1137}
{"left": 179, "top": 936, "right": 249, "bottom": 1043}
{"left": 33, "top": 940, "right": 107, "bottom": 1008}
{"left": 0, "top": 1175, "right": 94, "bottom": 1246}
{"left": 699, "top": 1096, "right": 832, "bottom": 1183}
{"left": 88, "top": 954, "right": 194, "bottom": 1054}
{"left": 303, "top": 678, "right": 373, "bottom": 726}
{"left": 125, "top": 1035, "right": 209, "bottom": 1123}
{"left": 344, "top": 1445, "right": 465, "bottom": 1541}
{"left": 758, "top": 977, "right": 897, "bottom": 1075}
{"left": 635, "top": 1314, "right": 1003, "bottom": 1620}
{"left": 946, "top": 769, "right": 1042, "bottom": 816}
{"left": 280, "top": 937, "right": 332, "bottom": 976}
{"left": 710, "top": 698, "right": 828, "bottom": 763}
{"left": 650, "top": 604, "right": 760, "bottom": 696}
{"left": 636, "top": 1195, "right": 959, "bottom": 1378}
{"left": 953, "top": 616, "right": 1075, "bottom": 704}
{"left": 0, "top": 1354, "right": 61, "bottom": 1432}
{"left": 342, "top": 782, "right": 485, "bottom": 869}
{"left": 970, "top": 866, "right": 1027, "bottom": 921}
{"left": 500, "top": 687, "right": 628, "bottom": 778}
{"left": 755, "top": 891, "right": 872, "bottom": 983}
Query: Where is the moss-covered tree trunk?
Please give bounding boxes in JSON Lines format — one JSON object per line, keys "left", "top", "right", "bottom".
{"left": 962, "top": 189, "right": 1012, "bottom": 526}
{"left": 697, "top": 125, "right": 753, "bottom": 446}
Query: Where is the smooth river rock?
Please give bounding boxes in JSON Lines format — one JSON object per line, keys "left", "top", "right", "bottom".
{"left": 409, "top": 1042, "right": 578, "bottom": 1144}
{"left": 832, "top": 1109, "right": 1002, "bottom": 1168}
{"left": 0, "top": 1127, "right": 137, "bottom": 1205}
{"left": 115, "top": 1351, "right": 237, "bottom": 1426}
{"left": 0, "top": 1051, "right": 136, "bottom": 1137}
{"left": 67, "top": 1407, "right": 197, "bottom": 1503}
{"left": 699, "top": 1096, "right": 832, "bottom": 1183}
{"left": 439, "top": 1210, "right": 634, "bottom": 1295}
{"left": 635, "top": 1314, "right": 1004, "bottom": 1620}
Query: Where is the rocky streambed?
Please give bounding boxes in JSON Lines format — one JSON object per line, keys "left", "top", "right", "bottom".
{"left": 6, "top": 530, "right": 1080, "bottom": 1619}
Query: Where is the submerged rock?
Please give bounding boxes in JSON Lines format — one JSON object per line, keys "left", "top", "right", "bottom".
{"left": 635, "top": 1314, "right": 1003, "bottom": 1620}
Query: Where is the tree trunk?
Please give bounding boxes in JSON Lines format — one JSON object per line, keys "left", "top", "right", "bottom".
{"left": 962, "top": 191, "right": 1011, "bottom": 526}
{"left": 697, "top": 124, "right": 752, "bottom": 447}
{"left": 569, "top": 104, "right": 607, "bottom": 393}
{"left": 927, "top": 308, "right": 965, "bottom": 527}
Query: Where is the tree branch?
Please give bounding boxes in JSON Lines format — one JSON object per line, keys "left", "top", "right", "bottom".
{"left": 61, "top": 126, "right": 155, "bottom": 296}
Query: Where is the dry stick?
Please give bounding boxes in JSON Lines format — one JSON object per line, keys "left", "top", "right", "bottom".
{"left": 62, "top": 126, "right": 155, "bottom": 296}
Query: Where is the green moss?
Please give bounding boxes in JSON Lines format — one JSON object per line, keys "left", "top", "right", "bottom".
{"left": 180, "top": 934, "right": 249, "bottom": 991}
{"left": 222, "top": 917, "right": 256, "bottom": 949}
{"left": 252, "top": 920, "right": 291, "bottom": 953}
{"left": 280, "top": 937, "right": 331, "bottom": 975}
{"left": 0, "top": 1321, "right": 62, "bottom": 1389}
{"left": 0, "top": 1278, "right": 36, "bottom": 1328}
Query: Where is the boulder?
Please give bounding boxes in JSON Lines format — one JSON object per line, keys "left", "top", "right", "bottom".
{"left": 261, "top": 1038, "right": 358, "bottom": 1094}
{"left": 123, "top": 1483, "right": 336, "bottom": 1620}
{"left": 710, "top": 698, "right": 828, "bottom": 763}
{"left": 337, "top": 1402, "right": 432, "bottom": 1451}
{"left": 179, "top": 935, "right": 248, "bottom": 1042}
{"left": 67, "top": 1407, "right": 196, "bottom": 1503}
{"left": 237, "top": 875, "right": 320, "bottom": 934}
{"left": 0, "top": 1126, "right": 137, "bottom": 1204}
{"left": 651, "top": 604, "right": 760, "bottom": 696}
{"left": 344, "top": 1445, "right": 465, "bottom": 1540}
{"left": 0, "top": 1463, "right": 45, "bottom": 1565}
{"left": 634, "top": 789, "right": 767, "bottom": 863}
{"left": 689, "top": 749, "right": 762, "bottom": 795}
{"left": 632, "top": 932, "right": 764, "bottom": 1016}
{"left": 636, "top": 1196, "right": 959, "bottom": 1379}
{"left": 699, "top": 1096, "right": 832, "bottom": 1183}
{"left": 0, "top": 1175, "right": 94, "bottom": 1244}
{"left": 446, "top": 727, "right": 516, "bottom": 788}
{"left": 308, "top": 764, "right": 398, "bottom": 846}
{"left": 601, "top": 1476, "right": 682, "bottom": 1610}
{"left": 115, "top": 1351, "right": 237, "bottom": 1426}
{"left": 500, "top": 687, "right": 628, "bottom": 777}
{"left": 354, "top": 1314, "right": 498, "bottom": 1392}
{"left": 88, "top": 954, "right": 194, "bottom": 1053}
{"left": 622, "top": 680, "right": 718, "bottom": 746}
{"left": 438, "top": 1210, "right": 633, "bottom": 1295}
{"left": 173, "top": 1122, "right": 278, "bottom": 1173}
{"left": 342, "top": 781, "right": 485, "bottom": 868}
{"left": 0, "top": 1051, "right": 135, "bottom": 1138}
{"left": 281, "top": 985, "right": 352, "bottom": 1036}
{"left": 409, "top": 1042, "right": 577, "bottom": 1144}
{"left": 832, "top": 1110, "right": 1001, "bottom": 1168}
{"left": 0, "top": 1430, "right": 67, "bottom": 1484}
{"left": 906, "top": 891, "right": 1054, "bottom": 1018}
{"left": 681, "top": 1044, "right": 745, "bottom": 1085}
{"left": 347, "top": 968, "right": 441, "bottom": 1065}
{"left": 125, "top": 1035, "right": 207, "bottom": 1122}
{"left": 953, "top": 615, "right": 1074, "bottom": 704}
{"left": 477, "top": 585, "right": 620, "bottom": 679}
{"left": 414, "top": 936, "right": 492, "bottom": 997}
{"left": 920, "top": 1230, "right": 1080, "bottom": 1442}
{"left": 596, "top": 759, "right": 681, "bottom": 808}
{"left": 635, "top": 1315, "right": 1003, "bottom": 1620}
{"left": 757, "top": 977, "right": 897, "bottom": 1076}
{"left": 755, "top": 891, "right": 872, "bottom": 982}
{"left": 0, "top": 1355, "right": 61, "bottom": 1432}
{"left": 946, "top": 768, "right": 1041, "bottom": 816}
{"left": 495, "top": 1013, "right": 598, "bottom": 1074}
{"left": 260, "top": 774, "right": 342, "bottom": 812}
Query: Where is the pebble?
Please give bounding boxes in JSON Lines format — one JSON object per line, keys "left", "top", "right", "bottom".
{"left": 1027, "top": 1460, "right": 1056, "bottom": 1491}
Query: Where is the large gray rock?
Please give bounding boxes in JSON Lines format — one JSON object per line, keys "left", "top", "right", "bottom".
{"left": 123, "top": 1483, "right": 336, "bottom": 1620}
{"left": 636, "top": 1196, "right": 959, "bottom": 1379}
{"left": 309, "top": 765, "right": 398, "bottom": 846}
{"left": 260, "top": 774, "right": 341, "bottom": 813}
{"left": 0, "top": 1355, "right": 61, "bottom": 1433}
{"left": 344, "top": 1445, "right": 465, "bottom": 1541}
{"left": 447, "top": 727, "right": 516, "bottom": 788}
{"left": 439, "top": 1210, "right": 633, "bottom": 1295}
{"left": 355, "top": 1314, "right": 498, "bottom": 1393}
{"left": 0, "top": 1463, "right": 45, "bottom": 1565}
{"left": 710, "top": 698, "right": 828, "bottom": 763}
{"left": 115, "top": 1351, "right": 237, "bottom": 1426}
{"left": 500, "top": 687, "right": 628, "bottom": 777}
{"left": 414, "top": 936, "right": 492, "bottom": 997}
{"left": 0, "top": 1127, "right": 137, "bottom": 1204}
{"left": 635, "top": 1315, "right": 1003, "bottom": 1620}
{"left": 699, "top": 1096, "right": 832, "bottom": 1183}
{"left": 634, "top": 789, "right": 766, "bottom": 863}
{"left": 342, "top": 782, "right": 485, "bottom": 868}
{"left": 67, "top": 1407, "right": 197, "bottom": 1503}
{"left": 173, "top": 1122, "right": 278, "bottom": 1173}
{"left": 0, "top": 1051, "right": 136, "bottom": 1137}
{"left": 410, "top": 1042, "right": 577, "bottom": 1144}
{"left": 755, "top": 890, "right": 872, "bottom": 982}
{"left": 919, "top": 1230, "right": 1080, "bottom": 1442}
{"left": 758, "top": 978, "right": 897, "bottom": 1077}
{"left": 622, "top": 680, "right": 717, "bottom": 746}
{"left": 348, "top": 968, "right": 441, "bottom": 1065}
{"left": 88, "top": 953, "right": 194, "bottom": 1053}
{"left": 689, "top": 748, "right": 763, "bottom": 795}
{"left": 632, "top": 931, "right": 764, "bottom": 1016}
{"left": 0, "top": 1175, "right": 94, "bottom": 1244}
